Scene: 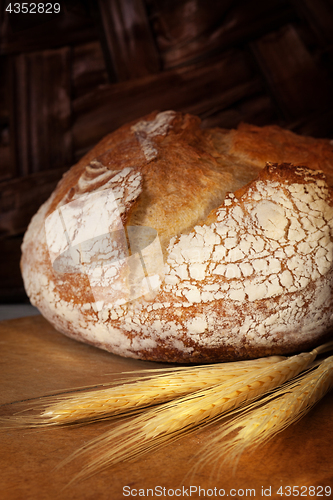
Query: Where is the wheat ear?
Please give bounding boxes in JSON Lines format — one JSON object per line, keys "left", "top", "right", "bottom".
{"left": 62, "top": 347, "right": 321, "bottom": 480}
{"left": 198, "top": 354, "right": 333, "bottom": 471}
{"left": 0, "top": 355, "right": 284, "bottom": 428}
{"left": 17, "top": 339, "right": 333, "bottom": 427}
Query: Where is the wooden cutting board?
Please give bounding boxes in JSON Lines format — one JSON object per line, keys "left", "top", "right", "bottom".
{"left": 1, "top": 315, "right": 333, "bottom": 500}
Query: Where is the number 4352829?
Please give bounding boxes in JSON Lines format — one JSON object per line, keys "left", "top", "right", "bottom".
{"left": 277, "top": 485, "right": 331, "bottom": 496}
{"left": 6, "top": 3, "right": 61, "bottom": 14}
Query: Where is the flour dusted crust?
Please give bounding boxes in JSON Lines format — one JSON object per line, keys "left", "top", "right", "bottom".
{"left": 21, "top": 111, "right": 333, "bottom": 363}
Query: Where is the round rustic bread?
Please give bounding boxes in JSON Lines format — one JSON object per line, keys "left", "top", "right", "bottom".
{"left": 21, "top": 111, "right": 333, "bottom": 363}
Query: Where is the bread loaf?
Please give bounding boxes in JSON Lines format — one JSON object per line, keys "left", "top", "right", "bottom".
{"left": 21, "top": 111, "right": 333, "bottom": 362}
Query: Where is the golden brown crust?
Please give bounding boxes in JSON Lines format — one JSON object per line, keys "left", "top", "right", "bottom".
{"left": 229, "top": 122, "right": 333, "bottom": 185}
{"left": 21, "top": 111, "right": 333, "bottom": 363}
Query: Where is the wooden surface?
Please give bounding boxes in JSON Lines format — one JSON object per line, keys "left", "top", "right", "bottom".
{"left": 1, "top": 315, "right": 333, "bottom": 500}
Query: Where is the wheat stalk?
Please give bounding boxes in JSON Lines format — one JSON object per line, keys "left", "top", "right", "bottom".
{"left": 12, "top": 339, "right": 333, "bottom": 427}
{"left": 1, "top": 355, "right": 285, "bottom": 428}
{"left": 62, "top": 345, "right": 327, "bottom": 480}
{"left": 197, "top": 354, "right": 333, "bottom": 472}
{"left": 5, "top": 341, "right": 333, "bottom": 429}
{"left": 3, "top": 341, "right": 333, "bottom": 484}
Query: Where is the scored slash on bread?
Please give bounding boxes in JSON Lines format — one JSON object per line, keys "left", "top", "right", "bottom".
{"left": 21, "top": 111, "right": 333, "bottom": 363}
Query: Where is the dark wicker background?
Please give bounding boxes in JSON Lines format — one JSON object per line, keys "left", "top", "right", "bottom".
{"left": 1, "top": 0, "right": 333, "bottom": 302}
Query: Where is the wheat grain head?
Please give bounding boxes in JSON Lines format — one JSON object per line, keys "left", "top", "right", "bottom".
{"left": 62, "top": 346, "right": 322, "bottom": 480}
{"left": 197, "top": 355, "right": 333, "bottom": 472}
{"left": 0, "top": 355, "right": 285, "bottom": 428}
